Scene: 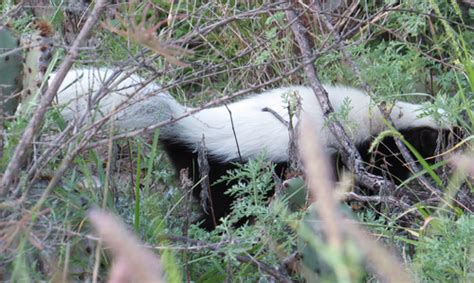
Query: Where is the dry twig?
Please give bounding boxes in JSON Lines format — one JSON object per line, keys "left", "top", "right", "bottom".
{"left": 285, "top": 5, "right": 394, "bottom": 193}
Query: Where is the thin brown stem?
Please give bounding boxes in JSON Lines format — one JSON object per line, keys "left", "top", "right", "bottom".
{"left": 285, "top": 5, "right": 394, "bottom": 193}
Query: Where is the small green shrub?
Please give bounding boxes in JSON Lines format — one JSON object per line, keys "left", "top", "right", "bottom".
{"left": 413, "top": 215, "right": 474, "bottom": 282}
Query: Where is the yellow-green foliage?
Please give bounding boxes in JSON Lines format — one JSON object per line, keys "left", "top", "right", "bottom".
{"left": 413, "top": 215, "right": 474, "bottom": 282}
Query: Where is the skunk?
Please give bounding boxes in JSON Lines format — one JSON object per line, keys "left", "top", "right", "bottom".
{"left": 155, "top": 86, "right": 453, "bottom": 230}
{"left": 53, "top": 68, "right": 454, "bottom": 230}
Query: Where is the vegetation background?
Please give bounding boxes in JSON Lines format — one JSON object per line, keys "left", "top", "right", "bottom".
{"left": 0, "top": 0, "right": 473, "bottom": 282}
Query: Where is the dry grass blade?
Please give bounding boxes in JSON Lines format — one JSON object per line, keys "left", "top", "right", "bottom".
{"left": 298, "top": 117, "right": 413, "bottom": 283}
{"left": 342, "top": 220, "right": 413, "bottom": 283}
{"left": 298, "top": 116, "right": 342, "bottom": 249}
{"left": 450, "top": 154, "right": 474, "bottom": 177}
{"left": 89, "top": 209, "right": 164, "bottom": 283}
{"left": 102, "top": 1, "right": 191, "bottom": 67}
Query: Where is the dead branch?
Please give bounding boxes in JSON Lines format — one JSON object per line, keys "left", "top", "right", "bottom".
{"left": 262, "top": 107, "right": 290, "bottom": 127}
{"left": 309, "top": 3, "right": 435, "bottom": 192}
{"left": 284, "top": 5, "right": 394, "bottom": 193}
{"left": 308, "top": 2, "right": 470, "bottom": 211}
{"left": 197, "top": 136, "right": 216, "bottom": 227}
{"left": 225, "top": 104, "right": 243, "bottom": 161}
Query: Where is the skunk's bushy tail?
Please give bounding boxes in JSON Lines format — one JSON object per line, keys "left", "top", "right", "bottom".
{"left": 53, "top": 68, "right": 186, "bottom": 132}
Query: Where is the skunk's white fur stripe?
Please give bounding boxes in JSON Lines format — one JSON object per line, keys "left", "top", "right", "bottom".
{"left": 169, "top": 86, "right": 441, "bottom": 162}
{"left": 54, "top": 68, "right": 443, "bottom": 163}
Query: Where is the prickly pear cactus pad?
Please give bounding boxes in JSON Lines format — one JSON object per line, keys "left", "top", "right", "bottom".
{"left": 0, "top": 25, "right": 22, "bottom": 115}
{"left": 19, "top": 19, "right": 54, "bottom": 113}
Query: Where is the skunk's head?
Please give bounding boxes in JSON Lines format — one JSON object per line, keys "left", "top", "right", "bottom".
{"left": 398, "top": 127, "right": 457, "bottom": 161}
{"left": 359, "top": 101, "right": 462, "bottom": 184}
{"left": 388, "top": 100, "right": 461, "bottom": 159}
{"left": 341, "top": 97, "right": 462, "bottom": 184}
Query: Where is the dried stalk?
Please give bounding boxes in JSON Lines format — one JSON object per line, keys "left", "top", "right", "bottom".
{"left": 285, "top": 5, "right": 394, "bottom": 192}
{"left": 299, "top": 117, "right": 412, "bottom": 283}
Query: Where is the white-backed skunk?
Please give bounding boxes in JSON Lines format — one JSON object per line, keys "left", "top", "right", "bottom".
{"left": 53, "top": 68, "right": 455, "bottom": 230}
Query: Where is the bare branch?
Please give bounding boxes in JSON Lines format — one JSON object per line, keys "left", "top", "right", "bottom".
{"left": 197, "top": 136, "right": 216, "bottom": 227}
{"left": 308, "top": 2, "right": 466, "bottom": 207}
{"left": 284, "top": 4, "right": 394, "bottom": 192}
{"left": 225, "top": 104, "right": 243, "bottom": 162}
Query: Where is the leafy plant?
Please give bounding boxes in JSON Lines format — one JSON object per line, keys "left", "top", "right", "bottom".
{"left": 413, "top": 215, "right": 474, "bottom": 282}
{"left": 216, "top": 154, "right": 275, "bottom": 228}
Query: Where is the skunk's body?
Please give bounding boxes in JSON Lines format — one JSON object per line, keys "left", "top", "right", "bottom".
{"left": 158, "top": 85, "right": 442, "bottom": 160}
{"left": 156, "top": 86, "right": 447, "bottom": 229}
{"left": 54, "top": 69, "right": 451, "bottom": 230}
